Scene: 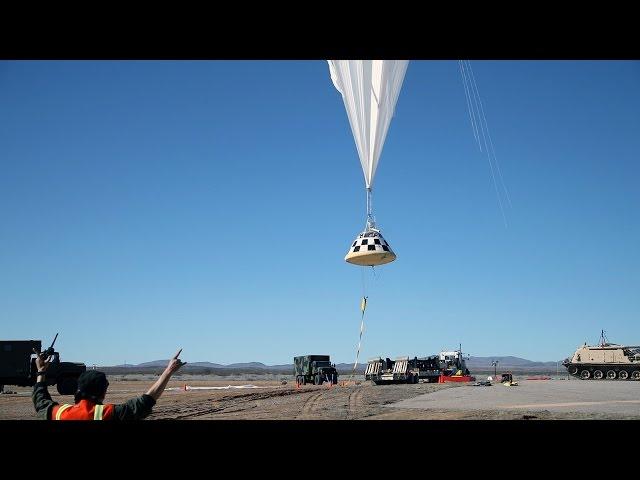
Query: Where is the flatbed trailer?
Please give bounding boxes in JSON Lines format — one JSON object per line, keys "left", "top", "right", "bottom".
{"left": 365, "top": 350, "right": 475, "bottom": 385}
{"left": 365, "top": 356, "right": 442, "bottom": 385}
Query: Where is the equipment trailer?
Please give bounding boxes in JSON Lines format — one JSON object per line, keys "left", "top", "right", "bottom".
{"left": 365, "top": 349, "right": 475, "bottom": 385}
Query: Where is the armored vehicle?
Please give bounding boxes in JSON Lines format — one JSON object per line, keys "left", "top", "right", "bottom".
{"left": 0, "top": 334, "right": 86, "bottom": 395}
{"left": 294, "top": 355, "right": 338, "bottom": 385}
{"left": 562, "top": 331, "right": 640, "bottom": 380}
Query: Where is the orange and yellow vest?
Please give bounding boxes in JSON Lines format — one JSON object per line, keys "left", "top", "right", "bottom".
{"left": 51, "top": 399, "right": 115, "bottom": 420}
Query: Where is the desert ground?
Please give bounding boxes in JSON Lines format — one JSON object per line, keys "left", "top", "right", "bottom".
{"left": 2, "top": 374, "right": 640, "bottom": 420}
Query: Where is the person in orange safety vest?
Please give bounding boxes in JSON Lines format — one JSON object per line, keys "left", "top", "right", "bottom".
{"left": 32, "top": 348, "right": 186, "bottom": 420}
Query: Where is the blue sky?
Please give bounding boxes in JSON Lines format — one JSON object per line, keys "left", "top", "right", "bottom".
{"left": 1, "top": 60, "right": 638, "bottom": 366}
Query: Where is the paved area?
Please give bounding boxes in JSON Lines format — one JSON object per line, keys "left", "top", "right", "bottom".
{"left": 388, "top": 379, "right": 640, "bottom": 416}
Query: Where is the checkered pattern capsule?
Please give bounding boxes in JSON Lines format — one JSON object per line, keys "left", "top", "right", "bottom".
{"left": 345, "top": 229, "right": 396, "bottom": 266}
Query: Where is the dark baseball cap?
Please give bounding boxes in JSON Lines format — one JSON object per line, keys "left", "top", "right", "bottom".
{"left": 76, "top": 370, "right": 109, "bottom": 397}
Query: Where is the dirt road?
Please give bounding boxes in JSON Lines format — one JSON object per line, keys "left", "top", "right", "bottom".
{"left": 1, "top": 378, "right": 458, "bottom": 420}
{"left": 4, "top": 376, "right": 638, "bottom": 420}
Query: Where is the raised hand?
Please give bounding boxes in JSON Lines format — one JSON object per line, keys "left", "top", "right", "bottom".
{"left": 165, "top": 348, "right": 186, "bottom": 375}
{"left": 33, "top": 348, "right": 51, "bottom": 372}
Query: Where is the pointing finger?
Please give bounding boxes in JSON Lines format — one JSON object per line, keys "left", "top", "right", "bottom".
{"left": 173, "top": 348, "right": 182, "bottom": 360}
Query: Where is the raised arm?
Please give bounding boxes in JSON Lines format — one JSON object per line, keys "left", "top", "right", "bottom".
{"left": 31, "top": 349, "right": 58, "bottom": 419}
{"left": 112, "top": 349, "right": 186, "bottom": 420}
{"left": 146, "top": 349, "right": 186, "bottom": 401}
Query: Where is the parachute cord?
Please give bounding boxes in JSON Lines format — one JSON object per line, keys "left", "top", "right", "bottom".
{"left": 466, "top": 60, "right": 512, "bottom": 209}
{"left": 351, "top": 293, "right": 367, "bottom": 382}
{"left": 351, "top": 267, "right": 369, "bottom": 383}
{"left": 459, "top": 60, "right": 481, "bottom": 149}
{"left": 466, "top": 61, "right": 509, "bottom": 224}
{"left": 466, "top": 61, "right": 504, "bottom": 225}
{"left": 365, "top": 187, "right": 375, "bottom": 230}
{"left": 351, "top": 268, "right": 380, "bottom": 383}
{"left": 458, "top": 60, "right": 510, "bottom": 227}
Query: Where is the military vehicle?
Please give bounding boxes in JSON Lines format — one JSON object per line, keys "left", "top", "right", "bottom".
{"left": 293, "top": 355, "right": 338, "bottom": 385}
{"left": 562, "top": 331, "right": 640, "bottom": 380}
{"left": 365, "top": 349, "right": 473, "bottom": 385}
{"left": 0, "top": 334, "right": 86, "bottom": 395}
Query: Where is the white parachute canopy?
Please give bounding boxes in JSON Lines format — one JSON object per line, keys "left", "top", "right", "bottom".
{"left": 328, "top": 60, "right": 409, "bottom": 189}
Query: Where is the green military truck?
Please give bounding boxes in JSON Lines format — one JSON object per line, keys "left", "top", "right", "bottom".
{"left": 294, "top": 355, "right": 338, "bottom": 385}
{"left": 0, "top": 335, "right": 86, "bottom": 395}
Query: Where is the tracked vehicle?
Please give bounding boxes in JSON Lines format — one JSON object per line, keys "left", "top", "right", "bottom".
{"left": 562, "top": 331, "right": 640, "bottom": 380}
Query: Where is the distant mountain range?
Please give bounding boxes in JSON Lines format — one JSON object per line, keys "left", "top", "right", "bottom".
{"left": 467, "top": 356, "right": 559, "bottom": 368}
{"left": 105, "top": 355, "right": 561, "bottom": 373}
{"left": 111, "top": 361, "right": 349, "bottom": 372}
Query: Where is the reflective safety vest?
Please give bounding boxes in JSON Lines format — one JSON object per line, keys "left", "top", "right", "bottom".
{"left": 52, "top": 399, "right": 115, "bottom": 420}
